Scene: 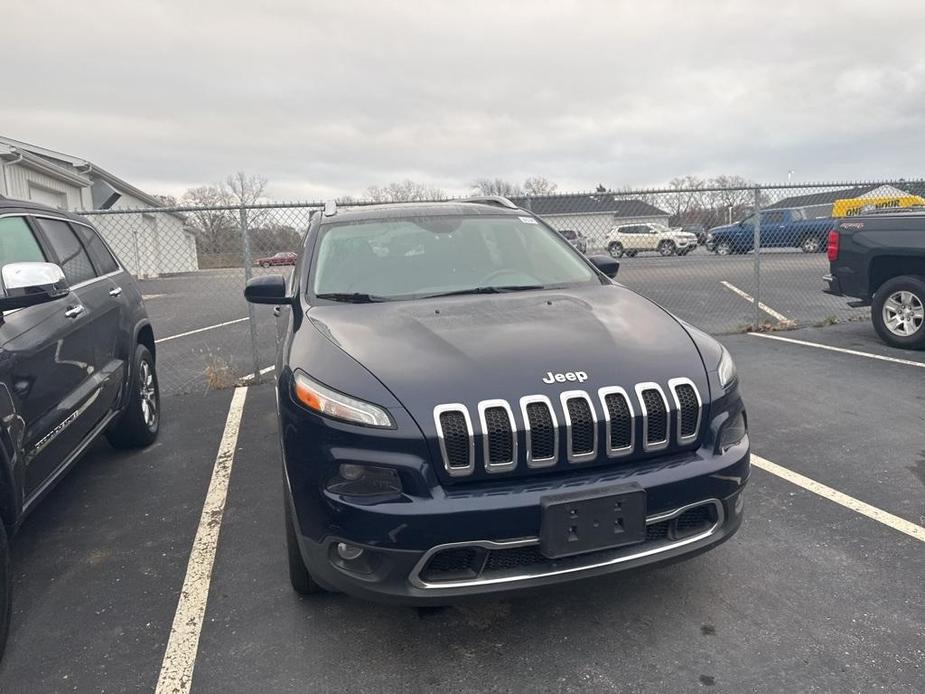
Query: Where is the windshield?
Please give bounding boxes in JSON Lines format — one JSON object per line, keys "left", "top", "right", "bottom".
{"left": 311, "top": 215, "right": 598, "bottom": 301}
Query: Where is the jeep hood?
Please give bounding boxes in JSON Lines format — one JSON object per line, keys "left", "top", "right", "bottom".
{"left": 306, "top": 284, "right": 708, "bottom": 414}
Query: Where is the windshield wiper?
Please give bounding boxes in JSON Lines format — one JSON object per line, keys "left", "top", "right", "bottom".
{"left": 420, "top": 285, "right": 545, "bottom": 299}
{"left": 315, "top": 292, "right": 388, "bottom": 303}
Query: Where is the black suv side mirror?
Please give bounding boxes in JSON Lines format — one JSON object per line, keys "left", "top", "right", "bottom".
{"left": 588, "top": 255, "right": 620, "bottom": 278}
{"left": 0, "top": 262, "right": 70, "bottom": 311}
{"left": 244, "top": 274, "right": 292, "bottom": 304}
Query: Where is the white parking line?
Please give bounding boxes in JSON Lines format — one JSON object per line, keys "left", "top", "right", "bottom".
{"left": 155, "top": 317, "right": 249, "bottom": 344}
{"left": 155, "top": 387, "right": 248, "bottom": 694}
{"left": 720, "top": 281, "right": 790, "bottom": 322}
{"left": 240, "top": 365, "right": 275, "bottom": 382}
{"left": 751, "top": 454, "right": 925, "bottom": 543}
{"left": 749, "top": 332, "right": 925, "bottom": 368}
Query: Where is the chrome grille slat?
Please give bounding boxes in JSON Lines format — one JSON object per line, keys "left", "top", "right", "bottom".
{"left": 635, "top": 383, "right": 670, "bottom": 452}
{"left": 597, "top": 386, "right": 634, "bottom": 457}
{"left": 478, "top": 399, "right": 517, "bottom": 473}
{"left": 559, "top": 390, "right": 597, "bottom": 463}
{"left": 668, "top": 377, "right": 702, "bottom": 445}
{"left": 434, "top": 404, "right": 475, "bottom": 477}
{"left": 519, "top": 395, "right": 558, "bottom": 468}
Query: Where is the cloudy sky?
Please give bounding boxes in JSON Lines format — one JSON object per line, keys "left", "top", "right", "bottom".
{"left": 4, "top": 0, "right": 924, "bottom": 200}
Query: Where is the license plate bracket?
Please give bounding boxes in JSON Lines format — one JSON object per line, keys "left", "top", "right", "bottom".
{"left": 539, "top": 483, "right": 646, "bottom": 559}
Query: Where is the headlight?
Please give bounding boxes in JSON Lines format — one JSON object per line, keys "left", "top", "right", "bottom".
{"left": 718, "top": 411, "right": 747, "bottom": 453}
{"left": 718, "top": 346, "right": 737, "bottom": 388}
{"left": 292, "top": 371, "right": 394, "bottom": 428}
{"left": 706, "top": 233, "right": 714, "bottom": 242}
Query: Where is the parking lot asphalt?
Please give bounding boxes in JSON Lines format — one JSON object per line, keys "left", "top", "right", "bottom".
{"left": 0, "top": 323, "right": 922, "bottom": 693}
{"left": 143, "top": 251, "right": 865, "bottom": 396}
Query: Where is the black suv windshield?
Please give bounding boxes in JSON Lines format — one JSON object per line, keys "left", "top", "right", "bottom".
{"left": 312, "top": 214, "right": 597, "bottom": 301}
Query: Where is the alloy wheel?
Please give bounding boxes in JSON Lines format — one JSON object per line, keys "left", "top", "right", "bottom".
{"left": 139, "top": 360, "right": 158, "bottom": 428}
{"left": 882, "top": 290, "right": 924, "bottom": 337}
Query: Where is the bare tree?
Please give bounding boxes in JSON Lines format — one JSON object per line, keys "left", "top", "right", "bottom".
{"left": 222, "top": 171, "right": 268, "bottom": 207}
{"left": 154, "top": 193, "right": 178, "bottom": 207}
{"left": 471, "top": 178, "right": 523, "bottom": 197}
{"left": 365, "top": 179, "right": 446, "bottom": 202}
{"left": 180, "top": 185, "right": 236, "bottom": 255}
{"left": 522, "top": 176, "right": 558, "bottom": 196}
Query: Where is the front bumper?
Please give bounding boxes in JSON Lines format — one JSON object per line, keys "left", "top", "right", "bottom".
{"left": 285, "top": 441, "right": 750, "bottom": 604}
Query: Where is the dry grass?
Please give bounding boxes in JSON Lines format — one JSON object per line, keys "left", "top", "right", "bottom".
{"left": 204, "top": 356, "right": 238, "bottom": 390}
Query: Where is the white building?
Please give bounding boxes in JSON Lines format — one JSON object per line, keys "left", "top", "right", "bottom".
{"left": 0, "top": 136, "right": 198, "bottom": 277}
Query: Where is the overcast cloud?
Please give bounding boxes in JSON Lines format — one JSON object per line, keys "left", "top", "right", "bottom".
{"left": 3, "top": 0, "right": 924, "bottom": 200}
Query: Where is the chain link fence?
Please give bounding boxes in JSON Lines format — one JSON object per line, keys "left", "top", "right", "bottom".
{"left": 79, "top": 179, "right": 924, "bottom": 395}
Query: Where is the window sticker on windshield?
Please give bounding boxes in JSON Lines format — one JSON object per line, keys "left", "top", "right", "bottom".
{"left": 519, "top": 216, "right": 538, "bottom": 224}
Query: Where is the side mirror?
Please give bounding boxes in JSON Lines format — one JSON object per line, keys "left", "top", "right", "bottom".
{"left": 0, "top": 262, "right": 70, "bottom": 311}
{"left": 244, "top": 274, "right": 291, "bottom": 304}
{"left": 588, "top": 255, "right": 620, "bottom": 278}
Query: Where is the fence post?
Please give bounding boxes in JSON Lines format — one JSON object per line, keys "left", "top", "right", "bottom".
{"left": 240, "top": 204, "right": 261, "bottom": 383}
{"left": 753, "top": 186, "right": 762, "bottom": 331}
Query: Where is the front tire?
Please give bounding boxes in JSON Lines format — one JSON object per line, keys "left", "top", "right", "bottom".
{"left": 107, "top": 344, "right": 160, "bottom": 449}
{"left": 872, "top": 275, "right": 925, "bottom": 350}
{"left": 658, "top": 240, "right": 677, "bottom": 256}
{"left": 0, "top": 522, "right": 11, "bottom": 661}
{"left": 607, "top": 242, "right": 624, "bottom": 258}
{"left": 285, "top": 500, "right": 324, "bottom": 595}
{"left": 715, "top": 241, "right": 732, "bottom": 256}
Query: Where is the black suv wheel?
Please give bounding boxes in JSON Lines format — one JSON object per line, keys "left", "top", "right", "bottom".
{"left": 107, "top": 344, "right": 160, "bottom": 448}
{"left": 872, "top": 275, "right": 925, "bottom": 350}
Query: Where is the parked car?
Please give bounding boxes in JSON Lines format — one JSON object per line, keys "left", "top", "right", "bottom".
{"left": 245, "top": 197, "right": 749, "bottom": 604}
{"left": 0, "top": 199, "right": 160, "bottom": 657}
{"left": 705, "top": 208, "right": 831, "bottom": 255}
{"left": 824, "top": 207, "right": 925, "bottom": 349}
{"left": 607, "top": 222, "right": 698, "bottom": 257}
{"left": 256, "top": 251, "right": 297, "bottom": 267}
{"left": 557, "top": 228, "right": 587, "bottom": 254}
{"left": 682, "top": 224, "right": 708, "bottom": 245}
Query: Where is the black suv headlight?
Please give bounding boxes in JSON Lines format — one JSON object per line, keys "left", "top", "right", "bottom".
{"left": 718, "top": 346, "right": 737, "bottom": 388}
{"left": 292, "top": 371, "right": 394, "bottom": 428}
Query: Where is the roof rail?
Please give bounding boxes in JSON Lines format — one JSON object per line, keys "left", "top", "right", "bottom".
{"left": 323, "top": 199, "right": 337, "bottom": 217}
{"left": 458, "top": 195, "right": 520, "bottom": 210}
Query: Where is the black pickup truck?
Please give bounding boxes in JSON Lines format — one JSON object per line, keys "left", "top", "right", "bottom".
{"left": 824, "top": 209, "right": 925, "bottom": 349}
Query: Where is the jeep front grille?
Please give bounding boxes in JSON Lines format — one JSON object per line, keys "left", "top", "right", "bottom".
{"left": 433, "top": 379, "right": 701, "bottom": 477}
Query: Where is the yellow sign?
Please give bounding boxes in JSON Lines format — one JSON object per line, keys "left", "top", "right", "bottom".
{"left": 832, "top": 195, "right": 925, "bottom": 217}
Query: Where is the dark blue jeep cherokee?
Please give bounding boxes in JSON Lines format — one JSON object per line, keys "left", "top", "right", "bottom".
{"left": 245, "top": 197, "right": 749, "bottom": 603}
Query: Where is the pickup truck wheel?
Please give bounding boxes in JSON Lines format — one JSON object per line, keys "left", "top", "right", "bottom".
{"left": 607, "top": 242, "right": 624, "bottom": 258}
{"left": 0, "top": 521, "right": 10, "bottom": 660}
{"left": 800, "top": 236, "right": 821, "bottom": 253}
{"left": 872, "top": 276, "right": 925, "bottom": 349}
{"left": 658, "top": 241, "right": 676, "bottom": 256}
{"left": 106, "top": 344, "right": 160, "bottom": 449}
{"left": 285, "top": 500, "right": 325, "bottom": 595}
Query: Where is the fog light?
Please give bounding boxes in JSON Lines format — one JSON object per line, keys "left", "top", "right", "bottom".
{"left": 336, "top": 542, "right": 364, "bottom": 561}
{"left": 339, "top": 463, "right": 365, "bottom": 481}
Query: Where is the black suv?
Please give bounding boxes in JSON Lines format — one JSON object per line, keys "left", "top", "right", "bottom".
{"left": 824, "top": 209, "right": 925, "bottom": 349}
{"left": 245, "top": 197, "right": 749, "bottom": 604}
{"left": 0, "top": 199, "right": 160, "bottom": 655}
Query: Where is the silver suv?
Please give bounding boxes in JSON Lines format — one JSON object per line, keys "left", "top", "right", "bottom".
{"left": 607, "top": 222, "right": 697, "bottom": 257}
